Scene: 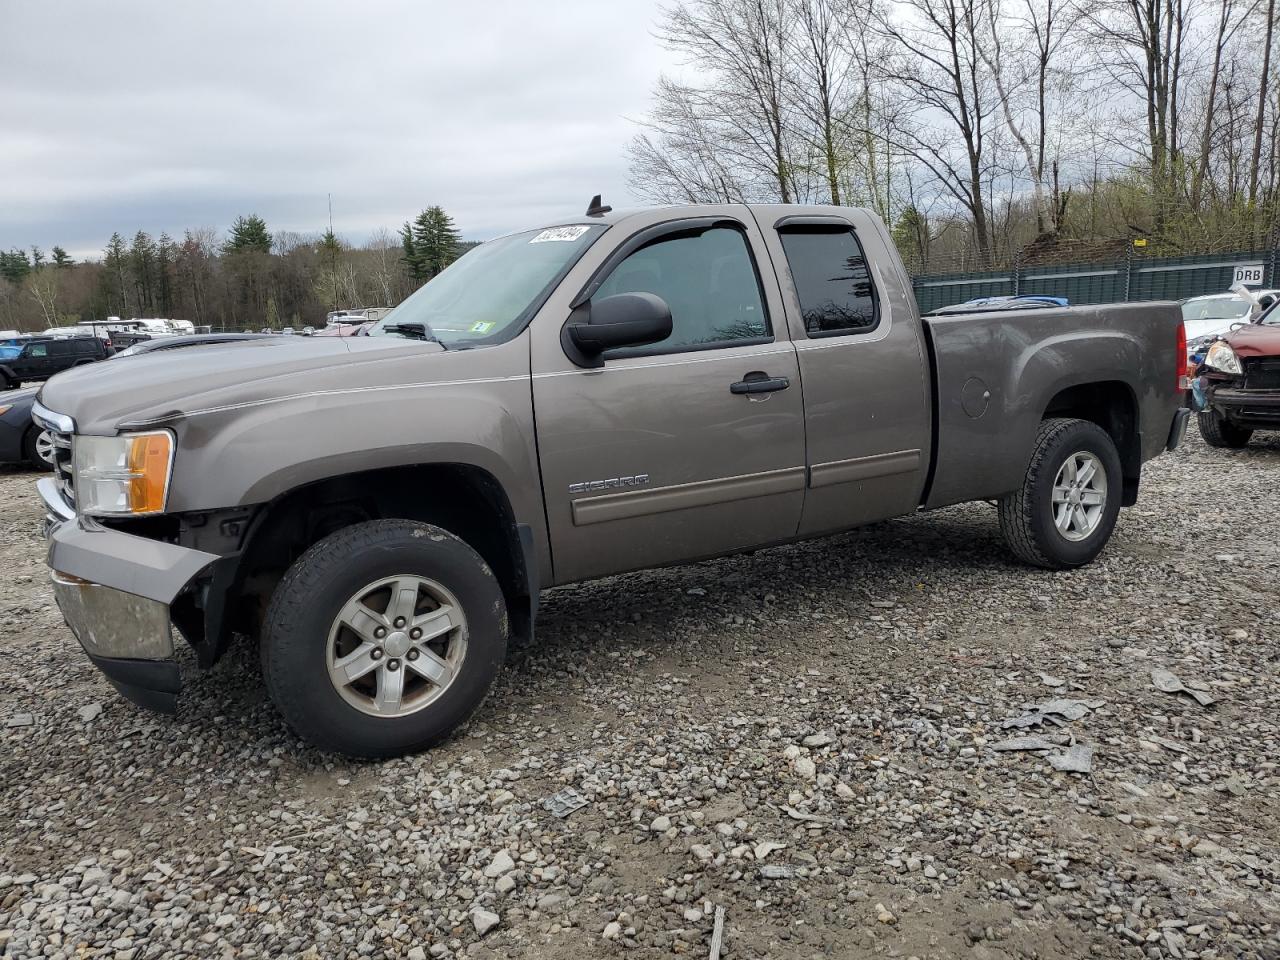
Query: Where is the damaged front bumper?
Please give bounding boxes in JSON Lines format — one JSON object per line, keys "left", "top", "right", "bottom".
{"left": 39, "top": 477, "right": 218, "bottom": 713}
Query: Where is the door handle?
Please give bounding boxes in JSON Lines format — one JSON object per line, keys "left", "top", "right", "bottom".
{"left": 730, "top": 371, "right": 791, "bottom": 395}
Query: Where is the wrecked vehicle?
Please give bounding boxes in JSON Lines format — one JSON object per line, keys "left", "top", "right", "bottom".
{"left": 1194, "top": 302, "right": 1280, "bottom": 447}
{"left": 35, "top": 202, "right": 1189, "bottom": 757}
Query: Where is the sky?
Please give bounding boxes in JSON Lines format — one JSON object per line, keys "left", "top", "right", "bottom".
{"left": 0, "top": 0, "right": 678, "bottom": 259}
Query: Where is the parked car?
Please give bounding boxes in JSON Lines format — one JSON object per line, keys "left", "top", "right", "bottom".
{"left": 1194, "top": 301, "right": 1280, "bottom": 447}
{"left": 313, "top": 321, "right": 373, "bottom": 337}
{"left": 0, "top": 388, "right": 50, "bottom": 466}
{"left": 0, "top": 335, "right": 109, "bottom": 389}
{"left": 1182, "top": 289, "right": 1280, "bottom": 361}
{"left": 35, "top": 202, "right": 1187, "bottom": 758}
{"left": 928, "top": 295, "right": 1069, "bottom": 316}
{"left": 1, "top": 334, "right": 272, "bottom": 468}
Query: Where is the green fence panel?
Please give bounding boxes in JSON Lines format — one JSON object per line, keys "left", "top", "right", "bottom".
{"left": 912, "top": 248, "right": 1280, "bottom": 311}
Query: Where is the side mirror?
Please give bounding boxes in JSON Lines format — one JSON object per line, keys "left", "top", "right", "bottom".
{"left": 565, "top": 292, "right": 673, "bottom": 365}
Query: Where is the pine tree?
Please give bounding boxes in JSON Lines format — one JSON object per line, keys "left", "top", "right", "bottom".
{"left": 223, "top": 214, "right": 272, "bottom": 254}
{"left": 31, "top": 246, "right": 46, "bottom": 270}
{"left": 0, "top": 249, "right": 31, "bottom": 284}
{"left": 51, "top": 246, "right": 73, "bottom": 268}
{"left": 403, "top": 206, "right": 462, "bottom": 282}
{"left": 131, "top": 231, "right": 158, "bottom": 313}
{"left": 103, "top": 233, "right": 130, "bottom": 315}
{"left": 399, "top": 221, "right": 426, "bottom": 282}
{"left": 156, "top": 233, "right": 176, "bottom": 315}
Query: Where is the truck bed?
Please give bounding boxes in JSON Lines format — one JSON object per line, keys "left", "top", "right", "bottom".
{"left": 921, "top": 302, "right": 1183, "bottom": 509}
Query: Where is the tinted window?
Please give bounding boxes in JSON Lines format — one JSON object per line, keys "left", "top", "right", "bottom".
{"left": 75, "top": 340, "right": 98, "bottom": 354}
{"left": 778, "top": 228, "right": 878, "bottom": 336}
{"left": 48, "top": 341, "right": 74, "bottom": 356}
{"left": 595, "top": 226, "right": 769, "bottom": 354}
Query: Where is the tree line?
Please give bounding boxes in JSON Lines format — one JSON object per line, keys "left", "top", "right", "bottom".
{"left": 0, "top": 207, "right": 466, "bottom": 332}
{"left": 630, "top": 0, "right": 1280, "bottom": 272}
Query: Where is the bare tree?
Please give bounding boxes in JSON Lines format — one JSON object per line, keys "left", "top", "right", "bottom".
{"left": 877, "top": 0, "right": 1001, "bottom": 263}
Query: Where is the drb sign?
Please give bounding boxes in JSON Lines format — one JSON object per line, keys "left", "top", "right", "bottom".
{"left": 1232, "top": 263, "right": 1266, "bottom": 286}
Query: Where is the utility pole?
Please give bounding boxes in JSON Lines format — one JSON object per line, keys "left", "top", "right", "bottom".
{"left": 329, "top": 193, "right": 339, "bottom": 316}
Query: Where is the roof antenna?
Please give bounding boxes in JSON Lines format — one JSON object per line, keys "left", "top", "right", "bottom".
{"left": 585, "top": 194, "right": 612, "bottom": 217}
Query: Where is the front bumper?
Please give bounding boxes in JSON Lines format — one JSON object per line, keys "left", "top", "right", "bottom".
{"left": 1209, "top": 387, "right": 1280, "bottom": 427}
{"left": 40, "top": 479, "right": 218, "bottom": 713}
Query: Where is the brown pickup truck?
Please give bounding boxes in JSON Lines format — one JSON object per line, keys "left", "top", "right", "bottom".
{"left": 35, "top": 203, "right": 1189, "bottom": 757}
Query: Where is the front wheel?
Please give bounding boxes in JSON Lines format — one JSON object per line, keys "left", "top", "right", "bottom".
{"left": 261, "top": 519, "right": 507, "bottom": 758}
{"left": 23, "top": 428, "right": 54, "bottom": 469}
{"left": 998, "top": 418, "right": 1123, "bottom": 570}
{"left": 1197, "top": 410, "right": 1252, "bottom": 448}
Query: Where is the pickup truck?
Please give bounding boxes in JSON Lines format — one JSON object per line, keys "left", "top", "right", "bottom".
{"left": 34, "top": 203, "right": 1190, "bottom": 758}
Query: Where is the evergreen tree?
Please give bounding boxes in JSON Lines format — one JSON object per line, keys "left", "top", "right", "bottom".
{"left": 0, "top": 249, "right": 31, "bottom": 284}
{"left": 399, "top": 219, "right": 427, "bottom": 282}
{"left": 156, "top": 234, "right": 176, "bottom": 315}
{"left": 401, "top": 205, "right": 462, "bottom": 283}
{"left": 103, "top": 233, "right": 130, "bottom": 315}
{"left": 131, "top": 231, "right": 158, "bottom": 313}
{"left": 51, "top": 246, "right": 73, "bottom": 268}
{"left": 223, "top": 214, "right": 272, "bottom": 254}
{"left": 30, "top": 246, "right": 46, "bottom": 270}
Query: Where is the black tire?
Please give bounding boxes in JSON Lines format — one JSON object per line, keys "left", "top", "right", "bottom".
{"left": 22, "top": 428, "right": 53, "bottom": 469}
{"left": 261, "top": 519, "right": 507, "bottom": 758}
{"left": 1197, "top": 410, "right": 1252, "bottom": 448}
{"left": 0, "top": 375, "right": 14, "bottom": 391}
{"left": 998, "top": 417, "right": 1123, "bottom": 570}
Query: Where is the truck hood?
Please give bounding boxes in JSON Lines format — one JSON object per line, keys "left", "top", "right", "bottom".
{"left": 39, "top": 335, "right": 446, "bottom": 434}
{"left": 1224, "top": 323, "right": 1280, "bottom": 358}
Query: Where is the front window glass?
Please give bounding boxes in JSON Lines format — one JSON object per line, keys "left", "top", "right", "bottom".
{"left": 370, "top": 224, "right": 606, "bottom": 347}
{"left": 27, "top": 343, "right": 47, "bottom": 357}
{"left": 1181, "top": 296, "right": 1252, "bottom": 322}
{"left": 594, "top": 226, "right": 769, "bottom": 353}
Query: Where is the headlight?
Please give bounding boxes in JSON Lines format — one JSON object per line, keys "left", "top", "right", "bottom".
{"left": 1203, "top": 340, "right": 1243, "bottom": 375}
{"left": 73, "top": 431, "right": 174, "bottom": 515}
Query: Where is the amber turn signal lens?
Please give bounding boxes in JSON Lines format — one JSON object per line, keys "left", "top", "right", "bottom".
{"left": 126, "top": 432, "right": 172, "bottom": 514}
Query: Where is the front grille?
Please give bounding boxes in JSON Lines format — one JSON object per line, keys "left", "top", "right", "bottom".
{"left": 1243, "top": 358, "right": 1280, "bottom": 390}
{"left": 50, "top": 431, "right": 75, "bottom": 508}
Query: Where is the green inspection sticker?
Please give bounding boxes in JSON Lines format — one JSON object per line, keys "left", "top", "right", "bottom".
{"left": 469, "top": 321, "right": 495, "bottom": 333}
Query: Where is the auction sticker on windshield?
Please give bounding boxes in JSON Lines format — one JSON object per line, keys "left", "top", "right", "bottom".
{"left": 530, "top": 226, "right": 591, "bottom": 243}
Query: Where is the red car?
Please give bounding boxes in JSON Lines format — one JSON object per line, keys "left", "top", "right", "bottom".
{"left": 1195, "top": 308, "right": 1280, "bottom": 447}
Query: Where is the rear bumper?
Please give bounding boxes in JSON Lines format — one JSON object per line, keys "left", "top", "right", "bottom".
{"left": 40, "top": 480, "right": 218, "bottom": 713}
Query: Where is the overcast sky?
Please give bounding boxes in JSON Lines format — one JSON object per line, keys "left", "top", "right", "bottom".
{"left": 0, "top": 1, "right": 677, "bottom": 259}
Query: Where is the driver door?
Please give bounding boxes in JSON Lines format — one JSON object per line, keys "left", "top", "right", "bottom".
{"left": 532, "top": 216, "right": 805, "bottom": 584}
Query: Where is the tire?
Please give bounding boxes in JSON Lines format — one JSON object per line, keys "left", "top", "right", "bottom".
{"left": 22, "top": 427, "right": 54, "bottom": 469}
{"left": 261, "top": 519, "right": 507, "bottom": 758}
{"left": 0, "top": 375, "right": 14, "bottom": 391}
{"left": 998, "top": 417, "right": 1123, "bottom": 570}
{"left": 1197, "top": 410, "right": 1252, "bottom": 448}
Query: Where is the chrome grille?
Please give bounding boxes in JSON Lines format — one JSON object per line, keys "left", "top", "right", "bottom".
{"left": 50, "top": 431, "right": 75, "bottom": 508}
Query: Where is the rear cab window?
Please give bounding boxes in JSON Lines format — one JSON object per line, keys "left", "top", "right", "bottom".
{"left": 594, "top": 225, "right": 771, "bottom": 356}
{"left": 777, "top": 227, "right": 879, "bottom": 337}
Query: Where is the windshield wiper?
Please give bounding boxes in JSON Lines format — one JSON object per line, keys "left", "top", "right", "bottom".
{"left": 382, "top": 322, "right": 447, "bottom": 349}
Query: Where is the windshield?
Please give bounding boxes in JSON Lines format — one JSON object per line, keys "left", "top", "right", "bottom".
{"left": 1181, "top": 295, "right": 1252, "bottom": 322}
{"left": 371, "top": 224, "right": 606, "bottom": 346}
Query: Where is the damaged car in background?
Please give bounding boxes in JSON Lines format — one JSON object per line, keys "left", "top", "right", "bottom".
{"left": 1192, "top": 298, "right": 1280, "bottom": 447}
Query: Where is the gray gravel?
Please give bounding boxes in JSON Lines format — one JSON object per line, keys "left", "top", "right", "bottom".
{"left": 1, "top": 432, "right": 1278, "bottom": 959}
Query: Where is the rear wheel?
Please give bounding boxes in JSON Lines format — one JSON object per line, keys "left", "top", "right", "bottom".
{"left": 261, "top": 519, "right": 507, "bottom": 758}
{"left": 1197, "top": 410, "right": 1252, "bottom": 448}
{"left": 22, "top": 428, "right": 54, "bottom": 469}
{"left": 998, "top": 418, "right": 1123, "bottom": 570}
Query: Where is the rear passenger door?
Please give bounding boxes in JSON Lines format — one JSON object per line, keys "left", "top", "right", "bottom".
{"left": 753, "top": 210, "right": 932, "bottom": 537}
{"left": 532, "top": 215, "right": 806, "bottom": 584}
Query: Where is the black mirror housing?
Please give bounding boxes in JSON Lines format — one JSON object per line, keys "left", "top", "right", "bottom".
{"left": 564, "top": 292, "right": 673, "bottom": 367}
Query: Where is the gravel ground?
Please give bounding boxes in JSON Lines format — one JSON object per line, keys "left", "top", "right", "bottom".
{"left": 0, "top": 432, "right": 1277, "bottom": 960}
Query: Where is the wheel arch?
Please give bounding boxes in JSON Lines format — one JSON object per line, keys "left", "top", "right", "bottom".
{"left": 1041, "top": 379, "right": 1141, "bottom": 505}
{"left": 204, "top": 462, "right": 538, "bottom": 667}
